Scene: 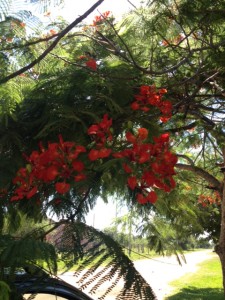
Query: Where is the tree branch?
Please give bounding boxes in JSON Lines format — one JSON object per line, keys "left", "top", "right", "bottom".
{"left": 175, "top": 163, "right": 222, "bottom": 191}
{"left": 0, "top": 0, "right": 104, "bottom": 84}
{"left": 176, "top": 155, "right": 195, "bottom": 165}
{"left": 168, "top": 121, "right": 198, "bottom": 133}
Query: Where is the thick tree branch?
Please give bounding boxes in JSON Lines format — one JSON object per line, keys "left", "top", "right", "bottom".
{"left": 176, "top": 155, "right": 195, "bottom": 165}
{"left": 0, "top": 0, "right": 104, "bottom": 84}
{"left": 175, "top": 163, "right": 222, "bottom": 191}
{"left": 168, "top": 121, "right": 198, "bottom": 133}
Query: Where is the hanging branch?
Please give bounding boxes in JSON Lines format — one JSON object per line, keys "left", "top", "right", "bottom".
{"left": 0, "top": 0, "right": 105, "bottom": 84}
{"left": 175, "top": 163, "right": 222, "bottom": 191}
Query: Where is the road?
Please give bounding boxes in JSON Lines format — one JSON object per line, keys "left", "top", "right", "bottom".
{"left": 59, "top": 249, "right": 215, "bottom": 300}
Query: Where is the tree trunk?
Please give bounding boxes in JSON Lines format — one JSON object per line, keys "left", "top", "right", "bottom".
{"left": 215, "top": 149, "right": 225, "bottom": 294}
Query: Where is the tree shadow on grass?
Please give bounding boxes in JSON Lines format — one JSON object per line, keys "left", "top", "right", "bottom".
{"left": 166, "top": 287, "right": 224, "bottom": 300}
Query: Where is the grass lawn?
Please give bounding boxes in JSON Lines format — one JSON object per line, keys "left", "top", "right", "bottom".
{"left": 165, "top": 253, "right": 224, "bottom": 300}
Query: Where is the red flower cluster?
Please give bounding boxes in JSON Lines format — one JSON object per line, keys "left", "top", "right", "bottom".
{"left": 113, "top": 128, "right": 177, "bottom": 204}
{"left": 11, "top": 113, "right": 177, "bottom": 206}
{"left": 11, "top": 135, "right": 86, "bottom": 200}
{"left": 85, "top": 59, "right": 97, "bottom": 71}
{"left": 78, "top": 56, "right": 97, "bottom": 71}
{"left": 198, "top": 192, "right": 221, "bottom": 207}
{"left": 87, "top": 114, "right": 112, "bottom": 161}
{"left": 92, "top": 11, "right": 111, "bottom": 26}
{"left": 131, "top": 85, "right": 172, "bottom": 122}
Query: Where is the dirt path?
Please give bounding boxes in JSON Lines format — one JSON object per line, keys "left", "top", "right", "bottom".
{"left": 59, "top": 249, "right": 215, "bottom": 300}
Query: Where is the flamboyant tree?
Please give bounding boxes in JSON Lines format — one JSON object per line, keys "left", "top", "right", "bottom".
{"left": 0, "top": 0, "right": 225, "bottom": 298}
{"left": 0, "top": 1, "right": 176, "bottom": 299}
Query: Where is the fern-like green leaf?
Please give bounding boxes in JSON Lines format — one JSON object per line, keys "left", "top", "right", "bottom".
{"left": 54, "top": 221, "right": 157, "bottom": 299}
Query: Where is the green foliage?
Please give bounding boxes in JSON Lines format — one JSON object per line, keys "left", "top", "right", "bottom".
{"left": 0, "top": 0, "right": 225, "bottom": 298}
{"left": 0, "top": 235, "right": 57, "bottom": 274}
{"left": 0, "top": 280, "right": 10, "bottom": 300}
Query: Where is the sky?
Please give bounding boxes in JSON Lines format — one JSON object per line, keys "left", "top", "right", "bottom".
{"left": 85, "top": 198, "right": 117, "bottom": 229}
{"left": 48, "top": 0, "right": 143, "bottom": 23}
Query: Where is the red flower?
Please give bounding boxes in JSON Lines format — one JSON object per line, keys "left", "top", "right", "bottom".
{"left": 137, "top": 128, "right": 148, "bottom": 140}
{"left": 98, "top": 148, "right": 112, "bottom": 158}
{"left": 127, "top": 176, "right": 137, "bottom": 190}
{"left": 74, "top": 173, "right": 86, "bottom": 182}
{"left": 138, "top": 151, "right": 150, "bottom": 164}
{"left": 126, "top": 132, "right": 136, "bottom": 144}
{"left": 148, "top": 94, "right": 160, "bottom": 106}
{"left": 92, "top": 11, "right": 111, "bottom": 26}
{"left": 55, "top": 182, "right": 70, "bottom": 194}
{"left": 163, "top": 151, "right": 178, "bottom": 165}
{"left": 72, "top": 161, "right": 84, "bottom": 172}
{"left": 86, "top": 59, "right": 97, "bottom": 71}
{"left": 88, "top": 149, "right": 100, "bottom": 161}
{"left": 131, "top": 102, "right": 140, "bottom": 110}
{"left": 88, "top": 124, "right": 99, "bottom": 135}
{"left": 26, "top": 186, "right": 38, "bottom": 199}
{"left": 79, "top": 55, "right": 86, "bottom": 60}
{"left": 11, "top": 195, "right": 23, "bottom": 201}
{"left": 152, "top": 162, "right": 160, "bottom": 173}
{"left": 75, "top": 145, "right": 86, "bottom": 153}
{"left": 29, "top": 150, "right": 40, "bottom": 163}
{"left": 49, "top": 29, "right": 57, "bottom": 35}
{"left": 99, "top": 114, "right": 113, "bottom": 130}
{"left": 45, "top": 165, "right": 59, "bottom": 181}
{"left": 123, "top": 163, "right": 133, "bottom": 173}
{"left": 137, "top": 193, "right": 148, "bottom": 204}
{"left": 159, "top": 88, "right": 167, "bottom": 94}
{"left": 140, "top": 85, "right": 151, "bottom": 96}
{"left": 142, "top": 171, "right": 155, "bottom": 186}
{"left": 87, "top": 114, "right": 112, "bottom": 146}
{"left": 154, "top": 133, "right": 170, "bottom": 144}
{"left": 159, "top": 100, "right": 172, "bottom": 115}
{"left": 141, "top": 106, "right": 150, "bottom": 112}
{"left": 146, "top": 191, "right": 158, "bottom": 203}
{"left": 160, "top": 116, "right": 171, "bottom": 123}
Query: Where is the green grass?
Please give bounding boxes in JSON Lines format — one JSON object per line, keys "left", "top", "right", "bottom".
{"left": 165, "top": 254, "right": 224, "bottom": 300}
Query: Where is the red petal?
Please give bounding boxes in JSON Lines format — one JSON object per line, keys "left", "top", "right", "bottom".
{"left": 137, "top": 128, "right": 148, "bottom": 140}
{"left": 74, "top": 173, "right": 86, "bottom": 182}
{"left": 55, "top": 182, "right": 70, "bottom": 194}
{"left": 26, "top": 186, "right": 38, "bottom": 199}
{"left": 127, "top": 176, "right": 137, "bottom": 190}
{"left": 136, "top": 193, "right": 148, "bottom": 204}
{"left": 146, "top": 191, "right": 158, "bottom": 204}
{"left": 88, "top": 149, "right": 100, "bottom": 161}
{"left": 126, "top": 132, "right": 136, "bottom": 144}
{"left": 46, "top": 165, "right": 59, "bottom": 181}
{"left": 72, "top": 161, "right": 84, "bottom": 172}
